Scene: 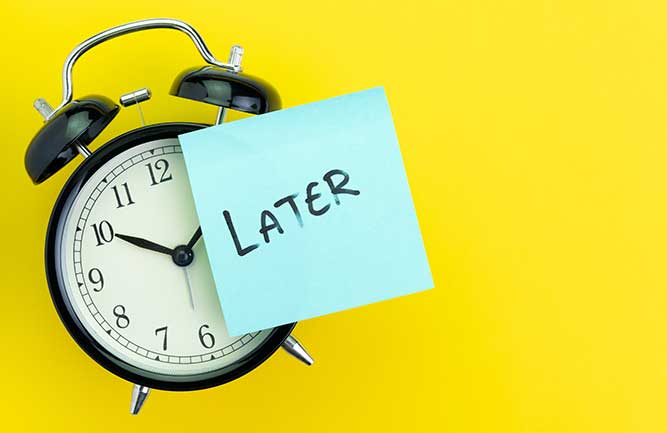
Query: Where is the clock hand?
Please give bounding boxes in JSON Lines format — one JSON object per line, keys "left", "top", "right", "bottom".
{"left": 186, "top": 226, "right": 202, "bottom": 249}
{"left": 115, "top": 233, "right": 174, "bottom": 256}
{"left": 117, "top": 231, "right": 196, "bottom": 308}
{"left": 183, "top": 267, "right": 195, "bottom": 310}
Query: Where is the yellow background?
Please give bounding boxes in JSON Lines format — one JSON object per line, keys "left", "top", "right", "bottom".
{"left": 1, "top": 0, "right": 666, "bottom": 432}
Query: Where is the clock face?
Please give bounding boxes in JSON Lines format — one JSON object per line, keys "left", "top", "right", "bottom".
{"left": 54, "top": 128, "right": 277, "bottom": 379}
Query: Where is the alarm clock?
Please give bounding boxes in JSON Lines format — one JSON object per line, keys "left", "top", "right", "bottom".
{"left": 24, "top": 18, "right": 313, "bottom": 415}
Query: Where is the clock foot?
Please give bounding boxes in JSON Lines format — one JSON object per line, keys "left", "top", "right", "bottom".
{"left": 130, "top": 384, "right": 151, "bottom": 415}
{"left": 281, "top": 335, "right": 314, "bottom": 366}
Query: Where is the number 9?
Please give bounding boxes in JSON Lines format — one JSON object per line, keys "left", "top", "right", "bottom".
{"left": 88, "top": 268, "right": 104, "bottom": 292}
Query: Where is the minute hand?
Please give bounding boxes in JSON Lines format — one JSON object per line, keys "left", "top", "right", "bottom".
{"left": 115, "top": 233, "right": 174, "bottom": 256}
{"left": 186, "top": 226, "right": 202, "bottom": 249}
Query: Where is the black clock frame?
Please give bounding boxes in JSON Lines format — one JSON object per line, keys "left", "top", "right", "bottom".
{"left": 45, "top": 122, "right": 295, "bottom": 391}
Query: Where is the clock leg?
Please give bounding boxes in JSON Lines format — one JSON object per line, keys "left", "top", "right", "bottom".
{"left": 281, "top": 335, "right": 314, "bottom": 366}
{"left": 129, "top": 384, "right": 151, "bottom": 415}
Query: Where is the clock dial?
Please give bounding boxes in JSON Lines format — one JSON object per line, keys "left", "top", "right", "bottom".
{"left": 58, "top": 137, "right": 272, "bottom": 376}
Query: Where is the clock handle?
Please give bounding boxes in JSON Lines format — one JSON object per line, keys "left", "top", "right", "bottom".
{"left": 46, "top": 18, "right": 239, "bottom": 120}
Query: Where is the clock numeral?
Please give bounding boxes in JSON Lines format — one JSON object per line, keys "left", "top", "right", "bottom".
{"left": 146, "top": 159, "right": 173, "bottom": 186}
{"left": 90, "top": 220, "right": 114, "bottom": 246}
{"left": 155, "top": 326, "right": 168, "bottom": 351}
{"left": 112, "top": 305, "right": 130, "bottom": 329}
{"left": 198, "top": 324, "right": 216, "bottom": 349}
{"left": 87, "top": 268, "right": 104, "bottom": 292}
{"left": 111, "top": 182, "right": 135, "bottom": 208}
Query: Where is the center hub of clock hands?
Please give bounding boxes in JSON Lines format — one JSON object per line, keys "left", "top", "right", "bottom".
{"left": 171, "top": 245, "right": 194, "bottom": 267}
{"left": 115, "top": 226, "right": 203, "bottom": 268}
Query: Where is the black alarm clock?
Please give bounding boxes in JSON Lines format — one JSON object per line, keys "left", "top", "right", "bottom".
{"left": 24, "top": 18, "right": 313, "bottom": 415}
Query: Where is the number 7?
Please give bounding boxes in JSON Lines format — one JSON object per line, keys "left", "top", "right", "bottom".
{"left": 155, "top": 326, "right": 168, "bottom": 351}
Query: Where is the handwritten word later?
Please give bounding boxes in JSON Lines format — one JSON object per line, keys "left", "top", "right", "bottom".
{"left": 223, "top": 169, "right": 360, "bottom": 257}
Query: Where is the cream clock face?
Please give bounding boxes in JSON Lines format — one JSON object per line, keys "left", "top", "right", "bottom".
{"left": 58, "top": 137, "right": 271, "bottom": 376}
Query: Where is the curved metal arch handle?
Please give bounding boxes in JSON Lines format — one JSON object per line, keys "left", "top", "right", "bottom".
{"left": 48, "top": 18, "right": 239, "bottom": 118}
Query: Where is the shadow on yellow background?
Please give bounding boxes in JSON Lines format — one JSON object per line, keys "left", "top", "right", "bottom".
{"left": 1, "top": 1, "right": 666, "bottom": 432}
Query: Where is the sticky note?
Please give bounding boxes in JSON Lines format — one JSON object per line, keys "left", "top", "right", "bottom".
{"left": 179, "top": 87, "right": 433, "bottom": 335}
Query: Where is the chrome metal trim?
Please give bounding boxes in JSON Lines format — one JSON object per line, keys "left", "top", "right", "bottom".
{"left": 47, "top": 18, "right": 239, "bottom": 119}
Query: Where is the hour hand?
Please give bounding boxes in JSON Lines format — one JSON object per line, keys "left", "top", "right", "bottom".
{"left": 115, "top": 233, "right": 174, "bottom": 256}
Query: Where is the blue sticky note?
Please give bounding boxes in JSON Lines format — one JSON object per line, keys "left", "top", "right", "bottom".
{"left": 179, "top": 87, "right": 433, "bottom": 335}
